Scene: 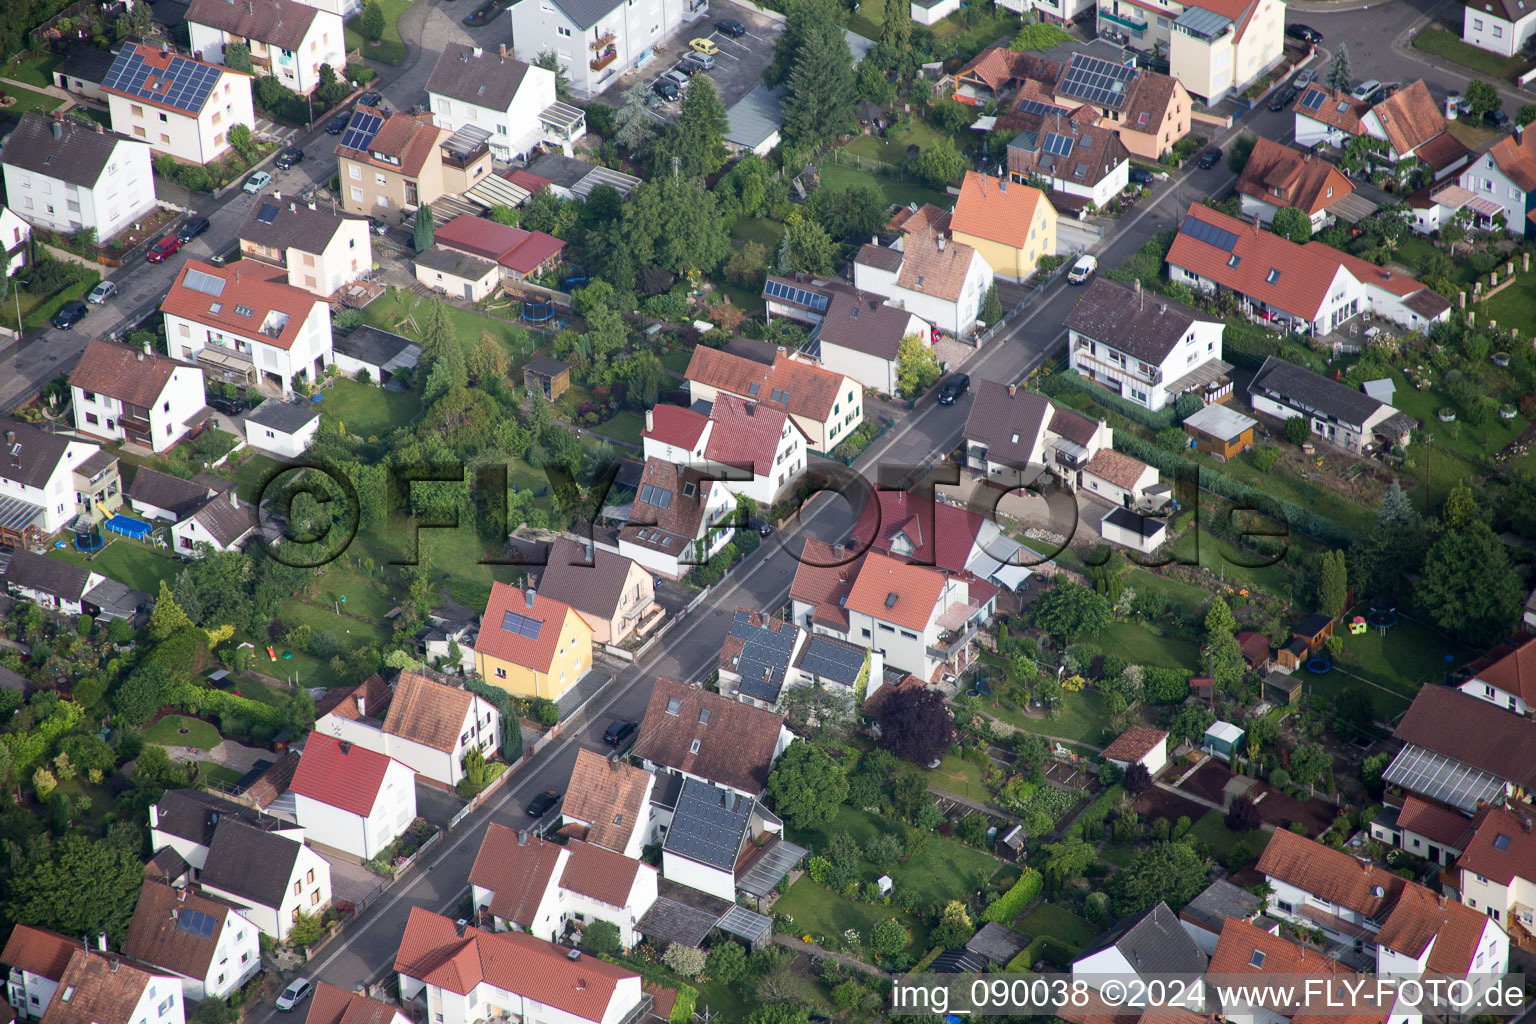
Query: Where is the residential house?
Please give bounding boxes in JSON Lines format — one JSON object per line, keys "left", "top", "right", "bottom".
{"left": 684, "top": 346, "right": 864, "bottom": 455}
{"left": 169, "top": 490, "right": 258, "bottom": 557}
{"left": 333, "top": 107, "right": 492, "bottom": 225}
{"left": 290, "top": 733, "right": 418, "bottom": 861}
{"left": 1458, "top": 128, "right": 1536, "bottom": 238}
{"left": 332, "top": 325, "right": 419, "bottom": 384}
{"left": 1457, "top": 635, "right": 1535, "bottom": 716}
{"left": 507, "top": 0, "right": 709, "bottom": 100}
{"left": 845, "top": 551, "right": 991, "bottom": 681}
{"left": 660, "top": 777, "right": 794, "bottom": 901}
{"left": 162, "top": 259, "right": 334, "bottom": 396}
{"left": 1249, "top": 357, "right": 1414, "bottom": 454}
{"left": 523, "top": 357, "right": 571, "bottom": 402}
{"left": 0, "top": 421, "right": 115, "bottom": 541}
{"left": 51, "top": 47, "right": 117, "bottom": 101}
{"left": 616, "top": 457, "right": 737, "bottom": 579}
{"left": 1051, "top": 53, "right": 1192, "bottom": 159}
{"left": 1081, "top": 448, "right": 1161, "bottom": 508}
{"left": 242, "top": 400, "right": 320, "bottom": 458}
{"left": 535, "top": 537, "right": 659, "bottom": 646}
{"left": 472, "top": 582, "right": 594, "bottom": 702}
{"left": 718, "top": 609, "right": 808, "bottom": 709}
{"left": 433, "top": 214, "right": 566, "bottom": 284}
{"left": 849, "top": 488, "right": 1032, "bottom": 595}
{"left": 382, "top": 670, "right": 502, "bottom": 786}
{"left": 1385, "top": 684, "right": 1536, "bottom": 813}
{"left": 948, "top": 171, "right": 1059, "bottom": 282}
{"left": 468, "top": 827, "right": 658, "bottom": 947}
{"left": 1169, "top": 204, "right": 1454, "bottom": 336}
{"left": 2, "top": 927, "right": 82, "bottom": 1020}
{"left": 69, "top": 340, "right": 206, "bottom": 455}
{"left": 1369, "top": 795, "right": 1476, "bottom": 867}
{"left": 102, "top": 44, "right": 255, "bottom": 165}
{"left": 427, "top": 43, "right": 584, "bottom": 161}
{"left": 1464, "top": 0, "right": 1536, "bottom": 55}
{"left": 0, "top": 208, "right": 30, "bottom": 279}
{"left": 239, "top": 199, "right": 373, "bottom": 298}
{"left": 413, "top": 246, "right": 499, "bottom": 301}
{"left": 1067, "top": 277, "right": 1229, "bottom": 411}
{"left": 1072, "top": 902, "right": 1208, "bottom": 1001}
{"left": 560, "top": 747, "right": 657, "bottom": 859}
{"left": 127, "top": 469, "right": 232, "bottom": 522}
{"left": 1293, "top": 81, "right": 1471, "bottom": 180}
{"left": 797, "top": 282, "right": 931, "bottom": 396}
{"left": 962, "top": 380, "right": 1114, "bottom": 491}
{"left": 1257, "top": 828, "right": 1509, "bottom": 995}
{"left": 122, "top": 881, "right": 261, "bottom": 1001}
{"left": 1236, "top": 137, "right": 1357, "bottom": 228}
{"left": 853, "top": 221, "right": 994, "bottom": 337}
{"left": 640, "top": 394, "right": 808, "bottom": 507}
{"left": 792, "top": 634, "right": 873, "bottom": 699}
{"left": 147, "top": 789, "right": 305, "bottom": 872}
{"left": 1177, "top": 879, "right": 1261, "bottom": 954}
{"left": 1005, "top": 112, "right": 1131, "bottom": 215}
{"left": 1161, "top": 0, "right": 1286, "bottom": 105}
{"left": 1183, "top": 402, "right": 1258, "bottom": 458}
{"left": 395, "top": 908, "right": 646, "bottom": 1024}
{"left": 314, "top": 673, "right": 393, "bottom": 736}
{"left": 303, "top": 984, "right": 412, "bottom": 1024}
{"left": 1457, "top": 803, "right": 1536, "bottom": 939}
{"left": 1, "top": 112, "right": 155, "bottom": 240}
{"left": 29, "top": 948, "right": 184, "bottom": 1024}
{"left": 1101, "top": 725, "right": 1169, "bottom": 775}
{"left": 632, "top": 676, "right": 793, "bottom": 799}
{"left": 788, "top": 539, "right": 866, "bottom": 640}
{"left": 1099, "top": 506, "right": 1169, "bottom": 554}
{"left": 187, "top": 0, "right": 345, "bottom": 96}
{"left": 1, "top": 550, "right": 104, "bottom": 616}
{"left": 952, "top": 46, "right": 1063, "bottom": 106}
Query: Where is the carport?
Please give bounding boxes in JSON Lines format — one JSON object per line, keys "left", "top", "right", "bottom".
{"left": 737, "top": 837, "right": 807, "bottom": 897}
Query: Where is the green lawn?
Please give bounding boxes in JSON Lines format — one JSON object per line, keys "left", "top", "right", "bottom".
{"left": 1167, "top": 530, "right": 1296, "bottom": 596}
{"left": 842, "top": 118, "right": 950, "bottom": 166}
{"left": 226, "top": 452, "right": 287, "bottom": 503}
{"left": 49, "top": 539, "right": 182, "bottom": 595}
{"left": 787, "top": 806, "right": 1002, "bottom": 907}
{"left": 731, "top": 217, "right": 785, "bottom": 251}
{"left": 53, "top": 777, "right": 114, "bottom": 826}
{"left": 195, "top": 762, "right": 246, "bottom": 789}
{"left": 301, "top": 565, "right": 399, "bottom": 624}
{"left": 345, "top": 0, "right": 411, "bottom": 64}
{"left": 1413, "top": 26, "right": 1529, "bottom": 80}
{"left": 318, "top": 377, "right": 424, "bottom": 439}
{"left": 1014, "top": 903, "right": 1099, "bottom": 953}
{"left": 1301, "top": 669, "right": 1412, "bottom": 719}
{"left": 1328, "top": 605, "right": 1475, "bottom": 698}
{"left": 1099, "top": 619, "right": 1199, "bottom": 670}
{"left": 4, "top": 52, "right": 61, "bottom": 87}
{"left": 1125, "top": 568, "right": 1210, "bottom": 616}
{"left": 249, "top": 597, "right": 393, "bottom": 689}
{"left": 362, "top": 288, "right": 534, "bottom": 369}
{"left": 773, "top": 876, "right": 929, "bottom": 956}
{"left": 985, "top": 689, "right": 1115, "bottom": 747}
{"left": 818, "top": 163, "right": 953, "bottom": 212}
{"left": 145, "top": 715, "right": 222, "bottom": 750}
{"left": 0, "top": 83, "right": 64, "bottom": 115}
{"left": 1189, "top": 809, "right": 1259, "bottom": 865}
{"left": 1383, "top": 369, "right": 1529, "bottom": 462}
{"left": 599, "top": 411, "right": 645, "bottom": 446}
{"left": 659, "top": 348, "right": 693, "bottom": 374}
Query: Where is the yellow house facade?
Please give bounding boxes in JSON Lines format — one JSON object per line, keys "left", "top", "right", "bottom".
{"left": 948, "top": 172, "right": 1060, "bottom": 283}
{"left": 473, "top": 583, "right": 594, "bottom": 702}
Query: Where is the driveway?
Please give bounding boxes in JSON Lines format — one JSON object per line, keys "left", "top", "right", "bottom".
{"left": 414, "top": 779, "right": 468, "bottom": 829}
{"left": 322, "top": 853, "right": 387, "bottom": 905}
{"left": 604, "top": 0, "right": 783, "bottom": 118}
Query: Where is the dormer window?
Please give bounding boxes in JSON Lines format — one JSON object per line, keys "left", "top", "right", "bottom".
{"left": 689, "top": 739, "right": 701, "bottom": 754}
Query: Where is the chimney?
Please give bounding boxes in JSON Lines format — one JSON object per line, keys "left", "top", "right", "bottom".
{"left": 109, "top": 959, "right": 118, "bottom": 974}
{"left": 575, "top": 979, "right": 586, "bottom": 991}
{"left": 177, "top": 888, "right": 187, "bottom": 902}
{"left": 525, "top": 587, "right": 536, "bottom": 609}
{"left": 645, "top": 408, "right": 654, "bottom": 433}
{"left": 137, "top": 351, "right": 145, "bottom": 361}
{"left": 1008, "top": 384, "right": 1017, "bottom": 396}
{"left": 518, "top": 830, "right": 528, "bottom": 846}
{"left": 999, "top": 176, "right": 1007, "bottom": 192}
{"left": 339, "top": 740, "right": 351, "bottom": 754}
{"left": 1522, "top": 816, "right": 1533, "bottom": 834}
{"left": 936, "top": 236, "right": 946, "bottom": 252}
{"left": 776, "top": 345, "right": 786, "bottom": 355}
{"left": 499, "top": 43, "right": 508, "bottom": 61}
{"left": 96, "top": 933, "right": 108, "bottom": 952}
{"left": 229, "top": 489, "right": 239, "bottom": 509}
{"left": 1159, "top": 302, "right": 1167, "bottom": 314}
{"left": 472, "top": 47, "right": 483, "bottom": 58}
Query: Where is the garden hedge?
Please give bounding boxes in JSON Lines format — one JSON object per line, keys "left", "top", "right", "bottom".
{"left": 2, "top": 701, "right": 83, "bottom": 776}
{"left": 23, "top": 273, "right": 101, "bottom": 330}
{"left": 171, "top": 682, "right": 285, "bottom": 729}
{"left": 463, "top": 678, "right": 523, "bottom": 762}
{"left": 1040, "top": 371, "right": 1176, "bottom": 431}
{"left": 981, "top": 867, "right": 1042, "bottom": 923}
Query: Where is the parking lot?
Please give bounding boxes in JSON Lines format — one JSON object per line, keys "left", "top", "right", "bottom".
{"left": 604, "top": 0, "right": 784, "bottom": 122}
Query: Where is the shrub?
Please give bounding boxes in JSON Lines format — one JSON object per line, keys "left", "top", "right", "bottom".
{"left": 662, "top": 943, "right": 706, "bottom": 978}
{"left": 1251, "top": 447, "right": 1281, "bottom": 472}
{"left": 980, "top": 868, "right": 1042, "bottom": 923}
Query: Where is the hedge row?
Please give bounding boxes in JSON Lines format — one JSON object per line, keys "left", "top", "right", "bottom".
{"left": 23, "top": 274, "right": 101, "bottom": 330}
{"left": 171, "top": 682, "right": 286, "bottom": 729}
{"left": 981, "top": 867, "right": 1042, "bottom": 924}
{"left": 1039, "top": 370, "right": 1177, "bottom": 431}
{"left": 1009, "top": 934, "right": 1076, "bottom": 971}
{"left": 464, "top": 677, "right": 523, "bottom": 762}
{"left": 1068, "top": 784, "right": 1123, "bottom": 838}
{"left": 3, "top": 701, "right": 83, "bottom": 776}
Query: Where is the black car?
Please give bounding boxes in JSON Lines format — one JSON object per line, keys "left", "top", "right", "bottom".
{"left": 526, "top": 789, "right": 562, "bottom": 817}
{"left": 51, "top": 301, "right": 88, "bottom": 330}
{"left": 747, "top": 516, "right": 773, "bottom": 537}
{"left": 937, "top": 373, "right": 971, "bottom": 405}
{"left": 1268, "top": 88, "right": 1296, "bottom": 112}
{"left": 715, "top": 17, "right": 746, "bottom": 36}
{"left": 177, "top": 217, "right": 210, "bottom": 243}
{"left": 1198, "top": 146, "right": 1223, "bottom": 169}
{"left": 1129, "top": 167, "right": 1155, "bottom": 185}
{"left": 357, "top": 91, "right": 384, "bottom": 108}
{"left": 1286, "top": 23, "right": 1322, "bottom": 43}
{"left": 1486, "top": 108, "right": 1512, "bottom": 128}
{"left": 673, "top": 59, "right": 702, "bottom": 77}
{"left": 653, "top": 78, "right": 679, "bottom": 101}
{"left": 603, "top": 719, "right": 639, "bottom": 747}
{"left": 209, "top": 396, "right": 244, "bottom": 416}
{"left": 274, "top": 147, "right": 304, "bottom": 170}
{"left": 326, "top": 112, "right": 350, "bottom": 134}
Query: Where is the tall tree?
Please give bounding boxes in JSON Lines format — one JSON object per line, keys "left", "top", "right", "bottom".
{"left": 1377, "top": 481, "right": 1415, "bottom": 527}
{"left": 1032, "top": 581, "right": 1111, "bottom": 643}
{"left": 171, "top": 570, "right": 203, "bottom": 626}
{"left": 358, "top": 0, "right": 385, "bottom": 42}
{"left": 877, "top": 685, "right": 954, "bottom": 765}
{"left": 1416, "top": 520, "right": 1523, "bottom": 646}
{"left": 895, "top": 334, "right": 942, "bottom": 399}
{"left": 1315, "top": 550, "right": 1347, "bottom": 619}
{"left": 8, "top": 835, "right": 146, "bottom": 946}
{"left": 613, "top": 84, "right": 655, "bottom": 152}
{"left": 417, "top": 299, "right": 466, "bottom": 390}
{"left": 413, "top": 203, "right": 435, "bottom": 253}
{"left": 1441, "top": 480, "right": 1476, "bottom": 529}
{"left": 1289, "top": 742, "right": 1332, "bottom": 796}
{"left": 879, "top": 0, "right": 910, "bottom": 51}
{"left": 778, "top": 211, "right": 837, "bottom": 275}
{"left": 980, "top": 283, "right": 1003, "bottom": 326}
{"left": 781, "top": 24, "right": 857, "bottom": 147}
{"left": 768, "top": 0, "right": 846, "bottom": 86}
{"left": 148, "top": 579, "right": 193, "bottom": 642}
{"left": 1324, "top": 42, "right": 1352, "bottom": 93}
{"left": 1107, "top": 841, "right": 1209, "bottom": 915}
{"left": 1270, "top": 206, "right": 1311, "bottom": 244}
{"left": 765, "top": 741, "right": 848, "bottom": 828}
{"left": 1202, "top": 596, "right": 1245, "bottom": 695}
{"left": 677, "top": 76, "right": 729, "bottom": 177}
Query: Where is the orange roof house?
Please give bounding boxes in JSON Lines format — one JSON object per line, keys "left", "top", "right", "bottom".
{"left": 473, "top": 583, "right": 595, "bottom": 702}
{"left": 1236, "top": 137, "right": 1355, "bottom": 226}
{"left": 949, "top": 171, "right": 1059, "bottom": 283}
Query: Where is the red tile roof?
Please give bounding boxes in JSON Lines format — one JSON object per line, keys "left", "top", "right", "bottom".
{"left": 1101, "top": 726, "right": 1167, "bottom": 764}
{"left": 290, "top": 733, "right": 398, "bottom": 816}
{"left": 1293, "top": 85, "right": 1370, "bottom": 134}
{"left": 1369, "top": 81, "right": 1447, "bottom": 158}
{"left": 161, "top": 259, "right": 323, "bottom": 351}
{"left": 383, "top": 670, "right": 478, "bottom": 753}
{"left": 467, "top": 824, "right": 562, "bottom": 926}
{"left": 1, "top": 925, "right": 79, "bottom": 981}
{"left": 40, "top": 950, "right": 156, "bottom": 1024}
{"left": 70, "top": 339, "right": 191, "bottom": 409}
{"left": 123, "top": 880, "right": 241, "bottom": 980}
{"left": 1487, "top": 130, "right": 1536, "bottom": 193}
{"left": 395, "top": 907, "right": 637, "bottom": 1021}
{"left": 1394, "top": 684, "right": 1536, "bottom": 789}
{"left": 303, "top": 981, "right": 407, "bottom": 1024}
{"left": 474, "top": 582, "right": 587, "bottom": 674}
{"left": 1234, "top": 631, "right": 1270, "bottom": 667}
{"left": 1375, "top": 884, "right": 1490, "bottom": 976}
{"left": 950, "top": 171, "right": 1051, "bottom": 250}
{"left": 642, "top": 405, "right": 709, "bottom": 450}
{"left": 849, "top": 490, "right": 985, "bottom": 574}
{"left": 316, "top": 674, "right": 393, "bottom": 721}
{"left": 1465, "top": 633, "right": 1536, "bottom": 704}
{"left": 1083, "top": 448, "right": 1153, "bottom": 490}
{"left": 1395, "top": 796, "right": 1476, "bottom": 850}
{"left": 845, "top": 551, "right": 947, "bottom": 633}
{"left": 433, "top": 214, "right": 565, "bottom": 275}
{"left": 1209, "top": 915, "right": 1355, "bottom": 982}
{"left": 558, "top": 839, "right": 643, "bottom": 908}
{"left": 1255, "top": 829, "right": 1406, "bottom": 918}
{"left": 1234, "top": 138, "right": 1354, "bottom": 216}
{"left": 1456, "top": 802, "right": 1536, "bottom": 887}
{"left": 632, "top": 677, "right": 785, "bottom": 794}
{"left": 336, "top": 109, "right": 442, "bottom": 176}
{"left": 561, "top": 748, "right": 653, "bottom": 854}
{"left": 703, "top": 394, "right": 802, "bottom": 477}
{"left": 788, "top": 539, "right": 865, "bottom": 632}
{"left": 505, "top": 169, "right": 552, "bottom": 193}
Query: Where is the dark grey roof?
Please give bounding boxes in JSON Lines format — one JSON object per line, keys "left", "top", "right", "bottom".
{"left": 246, "top": 400, "right": 321, "bottom": 435}
{"left": 636, "top": 879, "right": 731, "bottom": 946}
{"left": 191, "top": 494, "right": 257, "bottom": 548}
{"left": 648, "top": 769, "right": 684, "bottom": 811}
{"left": 1064, "top": 278, "right": 1217, "bottom": 364}
{"left": 54, "top": 47, "right": 117, "bottom": 86}
{"left": 334, "top": 325, "right": 416, "bottom": 368}
{"left": 1294, "top": 613, "right": 1333, "bottom": 638}
{"left": 1, "top": 112, "right": 140, "bottom": 187}
{"left": 1081, "top": 902, "right": 1209, "bottom": 979}
{"left": 727, "top": 610, "right": 798, "bottom": 704}
{"left": 1103, "top": 506, "right": 1166, "bottom": 539}
{"left": 794, "top": 634, "right": 866, "bottom": 686}
{"left": 0, "top": 420, "right": 76, "bottom": 490}
{"left": 152, "top": 789, "right": 291, "bottom": 846}
{"left": 526, "top": 153, "right": 599, "bottom": 188}
{"left": 128, "top": 467, "right": 226, "bottom": 519}
{"left": 2, "top": 549, "right": 93, "bottom": 602}
{"left": 963, "top": 380, "right": 1053, "bottom": 467}
{"left": 662, "top": 778, "right": 752, "bottom": 872}
{"left": 931, "top": 949, "right": 988, "bottom": 973}
{"left": 524, "top": 356, "right": 570, "bottom": 378}
{"left": 813, "top": 286, "right": 914, "bottom": 361}
{"left": 200, "top": 818, "right": 305, "bottom": 908}
{"left": 414, "top": 244, "right": 497, "bottom": 281}
{"left": 1179, "top": 879, "right": 1261, "bottom": 934}
{"left": 541, "top": 0, "right": 621, "bottom": 31}
{"left": 1249, "top": 356, "right": 1387, "bottom": 429}
{"left": 240, "top": 200, "right": 362, "bottom": 255}
{"left": 965, "top": 922, "right": 1029, "bottom": 964}
{"left": 427, "top": 43, "right": 532, "bottom": 110}
{"left": 726, "top": 84, "right": 784, "bottom": 151}
{"left": 82, "top": 578, "right": 148, "bottom": 620}
{"left": 536, "top": 537, "right": 641, "bottom": 622}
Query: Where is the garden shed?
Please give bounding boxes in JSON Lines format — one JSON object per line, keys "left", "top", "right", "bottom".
{"left": 1203, "top": 721, "right": 1245, "bottom": 762}
{"left": 1261, "top": 670, "right": 1303, "bottom": 707}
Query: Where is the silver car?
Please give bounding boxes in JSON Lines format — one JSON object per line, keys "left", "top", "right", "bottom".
{"left": 683, "top": 50, "right": 715, "bottom": 72}
{"left": 275, "top": 978, "right": 312, "bottom": 1012}
{"left": 660, "top": 69, "right": 689, "bottom": 92}
{"left": 87, "top": 280, "right": 118, "bottom": 304}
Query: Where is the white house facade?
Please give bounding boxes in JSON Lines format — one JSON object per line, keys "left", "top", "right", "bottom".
{"left": 290, "top": 734, "right": 418, "bottom": 861}
{"left": 102, "top": 45, "right": 256, "bottom": 166}
{"left": 852, "top": 234, "right": 994, "bottom": 338}
{"left": 427, "top": 43, "right": 584, "bottom": 161}
{"left": 0, "top": 113, "right": 156, "bottom": 240}
{"left": 509, "top": 0, "right": 709, "bottom": 99}
{"left": 187, "top": 0, "right": 346, "bottom": 97}
{"left": 1463, "top": 0, "right": 1536, "bottom": 57}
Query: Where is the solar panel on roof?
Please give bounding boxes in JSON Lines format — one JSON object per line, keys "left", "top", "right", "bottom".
{"left": 1060, "top": 55, "right": 1137, "bottom": 109}
{"left": 1300, "top": 90, "right": 1326, "bottom": 111}
{"left": 103, "top": 50, "right": 221, "bottom": 114}
{"left": 183, "top": 268, "right": 226, "bottom": 297}
{"left": 764, "top": 280, "right": 828, "bottom": 312}
{"left": 499, "top": 610, "right": 544, "bottom": 639}
{"left": 175, "top": 908, "right": 217, "bottom": 940}
{"left": 1042, "top": 132, "right": 1075, "bottom": 157}
{"left": 1181, "top": 214, "right": 1239, "bottom": 252}
{"left": 1014, "top": 98, "right": 1061, "bottom": 118}
{"left": 797, "top": 636, "right": 866, "bottom": 684}
{"left": 257, "top": 203, "right": 280, "bottom": 225}
{"left": 340, "top": 111, "right": 384, "bottom": 153}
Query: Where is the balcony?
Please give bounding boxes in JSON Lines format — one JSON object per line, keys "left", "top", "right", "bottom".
{"left": 590, "top": 30, "right": 617, "bottom": 50}
{"left": 1099, "top": 6, "right": 1147, "bottom": 30}
{"left": 1074, "top": 346, "right": 1161, "bottom": 386}
{"left": 589, "top": 47, "right": 617, "bottom": 71}
{"left": 927, "top": 620, "right": 981, "bottom": 663}
{"left": 621, "top": 593, "right": 656, "bottom": 622}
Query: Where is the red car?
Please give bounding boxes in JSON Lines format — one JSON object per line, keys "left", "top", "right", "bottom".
{"left": 146, "top": 235, "right": 182, "bottom": 263}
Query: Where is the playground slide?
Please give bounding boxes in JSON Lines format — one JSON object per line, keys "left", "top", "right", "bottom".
{"left": 94, "top": 501, "right": 115, "bottom": 520}
{"left": 267, "top": 646, "right": 277, "bottom": 662}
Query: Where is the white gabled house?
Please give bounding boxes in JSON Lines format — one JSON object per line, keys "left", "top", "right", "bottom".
{"left": 101, "top": 45, "right": 256, "bottom": 166}
{"left": 1463, "top": 0, "right": 1536, "bottom": 56}
{"left": 508, "top": 0, "right": 709, "bottom": 100}
{"left": 1456, "top": 636, "right": 1535, "bottom": 717}
{"left": 427, "top": 43, "right": 584, "bottom": 162}
{"left": 123, "top": 881, "right": 262, "bottom": 1002}
{"left": 187, "top": 0, "right": 346, "bottom": 97}
{"left": 0, "top": 113, "right": 156, "bottom": 242}
{"left": 639, "top": 394, "right": 808, "bottom": 507}
{"left": 290, "top": 733, "right": 417, "bottom": 861}
{"left": 69, "top": 340, "right": 207, "bottom": 454}
{"left": 852, "top": 230, "right": 994, "bottom": 339}
{"left": 0, "top": 421, "right": 112, "bottom": 540}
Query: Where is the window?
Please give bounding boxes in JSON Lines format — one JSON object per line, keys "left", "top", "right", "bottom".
{"left": 558, "top": 25, "right": 572, "bottom": 35}
{"left": 306, "top": 868, "right": 315, "bottom": 884}
{"left": 495, "top": 667, "right": 506, "bottom": 678}
{"left": 311, "top": 891, "right": 320, "bottom": 905}
{"left": 350, "top": 187, "right": 364, "bottom": 202}
{"left": 350, "top": 165, "right": 362, "bottom": 180}
{"left": 158, "top": 997, "right": 174, "bottom": 1015}
{"left": 1495, "top": 24, "right": 1504, "bottom": 36}
{"left": 160, "top": 134, "right": 170, "bottom": 145}
{"left": 861, "top": 628, "right": 871, "bottom": 638}
{"left": 375, "top": 173, "right": 388, "bottom": 186}
{"left": 85, "top": 413, "right": 99, "bottom": 425}
{"left": 131, "top": 103, "right": 144, "bottom": 117}
{"left": 293, "top": 880, "right": 301, "bottom": 896}
{"left": 241, "top": 952, "right": 250, "bottom": 964}
{"left": 134, "top": 126, "right": 146, "bottom": 138}
{"left": 159, "top": 112, "right": 167, "bottom": 122}
{"left": 378, "top": 195, "right": 390, "bottom": 208}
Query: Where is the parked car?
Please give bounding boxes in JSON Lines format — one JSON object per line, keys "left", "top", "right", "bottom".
{"left": 146, "top": 235, "right": 182, "bottom": 263}
{"left": 1067, "top": 254, "right": 1098, "bottom": 284}
{"left": 1350, "top": 79, "right": 1383, "bottom": 105}
{"left": 715, "top": 17, "right": 746, "bottom": 36}
{"left": 603, "top": 719, "right": 639, "bottom": 747}
{"left": 1268, "top": 88, "right": 1296, "bottom": 112}
{"left": 369, "top": 218, "right": 390, "bottom": 236}
{"left": 326, "top": 112, "right": 350, "bottom": 134}
{"left": 1128, "top": 167, "right": 1155, "bottom": 185}
{"left": 683, "top": 50, "right": 715, "bottom": 71}
{"left": 274, "top": 147, "right": 304, "bottom": 170}
{"left": 1294, "top": 68, "right": 1317, "bottom": 88}
{"left": 1486, "top": 107, "right": 1511, "bottom": 129}
{"left": 276, "top": 979, "right": 312, "bottom": 1012}
{"left": 689, "top": 37, "right": 719, "bottom": 55}
{"left": 243, "top": 170, "right": 272, "bottom": 194}
{"left": 86, "top": 280, "right": 118, "bottom": 304}
{"left": 653, "top": 78, "right": 680, "bottom": 101}
{"left": 357, "top": 91, "right": 383, "bottom": 107}
{"left": 748, "top": 516, "right": 773, "bottom": 537}
{"left": 1286, "top": 23, "right": 1322, "bottom": 44}
{"left": 51, "top": 301, "right": 88, "bottom": 329}
{"left": 177, "top": 217, "right": 210, "bottom": 243}
{"left": 671, "top": 61, "right": 701, "bottom": 78}
{"left": 1198, "top": 146, "right": 1223, "bottom": 169}
{"left": 937, "top": 373, "right": 971, "bottom": 405}
{"left": 526, "top": 789, "right": 562, "bottom": 817}
{"left": 209, "top": 396, "right": 244, "bottom": 416}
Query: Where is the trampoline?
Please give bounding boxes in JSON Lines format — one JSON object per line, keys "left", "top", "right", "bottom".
{"left": 1366, "top": 608, "right": 1398, "bottom": 630}
{"left": 1306, "top": 657, "right": 1333, "bottom": 674}
{"left": 74, "top": 519, "right": 104, "bottom": 551}
{"left": 522, "top": 301, "right": 553, "bottom": 323}
{"left": 104, "top": 515, "right": 152, "bottom": 540}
